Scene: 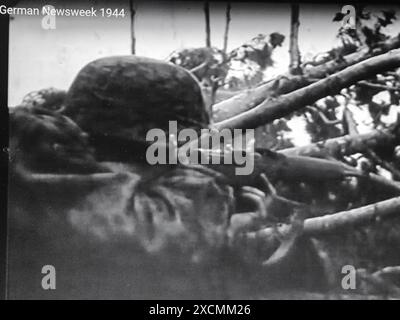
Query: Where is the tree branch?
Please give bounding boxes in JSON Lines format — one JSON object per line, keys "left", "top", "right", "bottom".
{"left": 213, "top": 34, "right": 400, "bottom": 122}
{"left": 213, "top": 49, "right": 400, "bottom": 130}
{"left": 204, "top": 1, "right": 211, "bottom": 48}
{"left": 357, "top": 80, "right": 400, "bottom": 92}
{"left": 289, "top": 4, "right": 301, "bottom": 74}
{"left": 129, "top": 0, "right": 136, "bottom": 55}
{"left": 280, "top": 125, "right": 399, "bottom": 157}
{"left": 222, "top": 3, "right": 231, "bottom": 54}
{"left": 248, "top": 196, "right": 400, "bottom": 239}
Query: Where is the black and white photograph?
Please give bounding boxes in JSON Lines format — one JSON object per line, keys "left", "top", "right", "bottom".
{"left": 3, "top": 0, "right": 400, "bottom": 301}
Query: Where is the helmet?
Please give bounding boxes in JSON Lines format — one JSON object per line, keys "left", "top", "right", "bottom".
{"left": 63, "top": 56, "right": 208, "bottom": 160}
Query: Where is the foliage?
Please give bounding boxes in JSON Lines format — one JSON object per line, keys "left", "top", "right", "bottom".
{"left": 167, "top": 32, "right": 285, "bottom": 91}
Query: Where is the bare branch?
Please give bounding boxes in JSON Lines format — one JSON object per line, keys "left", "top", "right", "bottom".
{"left": 342, "top": 106, "right": 359, "bottom": 136}
{"left": 289, "top": 4, "right": 301, "bottom": 74}
{"left": 248, "top": 196, "right": 400, "bottom": 239}
{"left": 204, "top": 1, "right": 211, "bottom": 48}
{"left": 129, "top": 0, "right": 136, "bottom": 55}
{"left": 213, "top": 34, "right": 400, "bottom": 122}
{"left": 213, "top": 50, "right": 400, "bottom": 130}
{"left": 280, "top": 125, "right": 399, "bottom": 157}
{"left": 189, "top": 60, "right": 209, "bottom": 74}
{"left": 222, "top": 3, "right": 231, "bottom": 54}
{"left": 374, "top": 266, "right": 400, "bottom": 278}
{"left": 357, "top": 80, "right": 400, "bottom": 92}
{"left": 306, "top": 106, "right": 342, "bottom": 126}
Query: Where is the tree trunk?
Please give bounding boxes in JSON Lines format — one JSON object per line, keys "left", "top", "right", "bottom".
{"left": 129, "top": 0, "right": 136, "bottom": 55}
{"left": 289, "top": 4, "right": 301, "bottom": 74}
{"left": 222, "top": 3, "right": 231, "bottom": 54}
{"left": 204, "top": 1, "right": 211, "bottom": 48}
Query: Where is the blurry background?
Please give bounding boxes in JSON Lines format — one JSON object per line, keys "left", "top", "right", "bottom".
{"left": 7, "top": 0, "right": 365, "bottom": 106}
{"left": 8, "top": 1, "right": 400, "bottom": 147}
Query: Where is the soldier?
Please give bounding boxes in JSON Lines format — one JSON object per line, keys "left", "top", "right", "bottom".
{"left": 8, "top": 56, "right": 324, "bottom": 299}
{"left": 7, "top": 56, "right": 252, "bottom": 299}
{"left": 61, "top": 56, "right": 237, "bottom": 254}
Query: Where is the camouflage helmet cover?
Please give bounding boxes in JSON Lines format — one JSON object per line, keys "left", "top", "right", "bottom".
{"left": 64, "top": 56, "right": 209, "bottom": 145}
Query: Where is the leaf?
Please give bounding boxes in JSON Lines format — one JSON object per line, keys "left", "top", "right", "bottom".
{"left": 269, "top": 32, "right": 285, "bottom": 48}
{"left": 376, "top": 10, "right": 396, "bottom": 28}
{"left": 382, "top": 10, "right": 396, "bottom": 22}
{"left": 333, "top": 12, "right": 345, "bottom": 22}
